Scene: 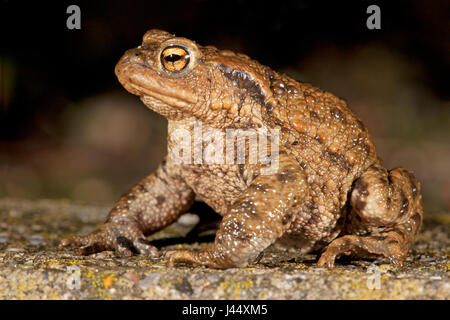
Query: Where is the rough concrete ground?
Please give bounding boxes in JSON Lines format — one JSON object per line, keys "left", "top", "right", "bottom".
{"left": 0, "top": 198, "right": 448, "bottom": 300}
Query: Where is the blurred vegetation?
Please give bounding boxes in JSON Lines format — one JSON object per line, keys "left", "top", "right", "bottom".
{"left": 1, "top": 0, "right": 449, "bottom": 212}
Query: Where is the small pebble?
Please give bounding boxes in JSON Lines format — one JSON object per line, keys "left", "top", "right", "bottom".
{"left": 0, "top": 233, "right": 8, "bottom": 244}
{"left": 103, "top": 276, "right": 114, "bottom": 288}
{"left": 176, "top": 213, "right": 200, "bottom": 227}
{"left": 123, "top": 272, "right": 140, "bottom": 284}
{"left": 207, "top": 274, "right": 220, "bottom": 282}
{"left": 139, "top": 272, "right": 162, "bottom": 290}
{"left": 29, "top": 235, "right": 46, "bottom": 246}
{"left": 6, "top": 247, "right": 25, "bottom": 252}
{"left": 419, "top": 255, "right": 435, "bottom": 262}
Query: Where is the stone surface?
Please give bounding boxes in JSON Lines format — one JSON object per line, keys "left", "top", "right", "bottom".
{"left": 0, "top": 198, "right": 448, "bottom": 300}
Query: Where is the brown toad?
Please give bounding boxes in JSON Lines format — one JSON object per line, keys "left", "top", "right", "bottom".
{"left": 60, "top": 30, "right": 423, "bottom": 269}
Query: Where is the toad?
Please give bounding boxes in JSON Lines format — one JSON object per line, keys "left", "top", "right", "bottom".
{"left": 59, "top": 30, "right": 423, "bottom": 269}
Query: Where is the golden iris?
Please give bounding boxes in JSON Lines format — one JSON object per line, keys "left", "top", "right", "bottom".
{"left": 160, "top": 46, "right": 190, "bottom": 72}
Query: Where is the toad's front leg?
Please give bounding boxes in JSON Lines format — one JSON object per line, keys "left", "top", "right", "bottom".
{"left": 59, "top": 158, "right": 195, "bottom": 257}
{"left": 166, "top": 154, "right": 308, "bottom": 268}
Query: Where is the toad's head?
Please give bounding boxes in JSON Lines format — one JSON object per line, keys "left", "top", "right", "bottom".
{"left": 115, "top": 29, "right": 273, "bottom": 127}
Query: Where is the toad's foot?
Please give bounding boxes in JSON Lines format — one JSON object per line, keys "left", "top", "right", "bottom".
{"left": 316, "top": 230, "right": 412, "bottom": 269}
{"left": 59, "top": 221, "right": 159, "bottom": 257}
{"left": 59, "top": 158, "right": 195, "bottom": 257}
{"left": 165, "top": 249, "right": 237, "bottom": 269}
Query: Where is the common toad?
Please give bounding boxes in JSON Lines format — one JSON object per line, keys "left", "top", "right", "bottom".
{"left": 60, "top": 30, "right": 423, "bottom": 269}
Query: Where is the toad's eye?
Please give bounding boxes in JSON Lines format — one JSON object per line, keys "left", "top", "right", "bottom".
{"left": 160, "top": 46, "right": 190, "bottom": 72}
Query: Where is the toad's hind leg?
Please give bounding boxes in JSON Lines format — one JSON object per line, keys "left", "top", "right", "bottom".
{"left": 318, "top": 164, "right": 423, "bottom": 268}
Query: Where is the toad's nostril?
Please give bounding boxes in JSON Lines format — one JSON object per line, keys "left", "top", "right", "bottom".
{"left": 128, "top": 49, "right": 145, "bottom": 64}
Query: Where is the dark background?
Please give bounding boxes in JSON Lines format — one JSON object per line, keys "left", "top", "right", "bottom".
{"left": 1, "top": 0, "right": 449, "bottom": 212}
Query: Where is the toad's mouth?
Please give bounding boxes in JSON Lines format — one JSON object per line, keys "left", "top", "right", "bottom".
{"left": 122, "top": 77, "right": 198, "bottom": 120}
{"left": 127, "top": 81, "right": 195, "bottom": 110}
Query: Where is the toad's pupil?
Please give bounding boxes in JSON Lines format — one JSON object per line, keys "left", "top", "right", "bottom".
{"left": 165, "top": 54, "right": 182, "bottom": 62}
